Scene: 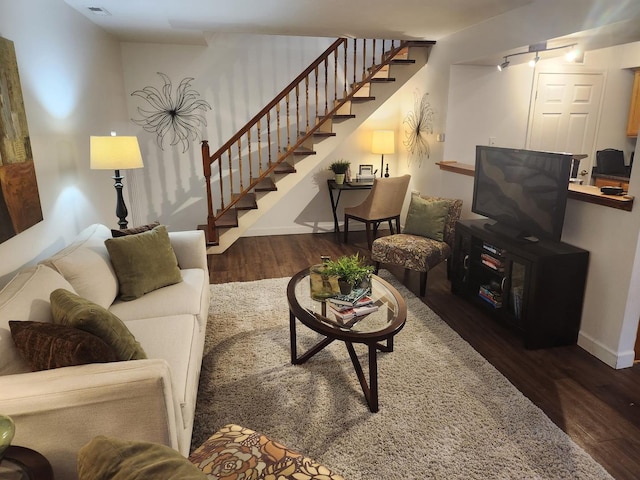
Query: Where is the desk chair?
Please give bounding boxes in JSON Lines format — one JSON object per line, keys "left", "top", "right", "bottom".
{"left": 343, "top": 175, "right": 411, "bottom": 250}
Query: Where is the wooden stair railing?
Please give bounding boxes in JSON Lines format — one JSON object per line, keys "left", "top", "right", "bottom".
{"left": 201, "top": 38, "right": 434, "bottom": 245}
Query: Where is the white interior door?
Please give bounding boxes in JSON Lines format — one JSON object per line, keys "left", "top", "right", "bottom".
{"left": 527, "top": 72, "right": 604, "bottom": 183}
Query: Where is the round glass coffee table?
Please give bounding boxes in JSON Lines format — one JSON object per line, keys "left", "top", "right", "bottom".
{"left": 287, "top": 268, "right": 407, "bottom": 412}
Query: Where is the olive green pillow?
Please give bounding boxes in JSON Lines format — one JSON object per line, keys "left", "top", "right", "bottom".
{"left": 104, "top": 225, "right": 182, "bottom": 301}
{"left": 111, "top": 221, "right": 160, "bottom": 238}
{"left": 9, "top": 320, "right": 118, "bottom": 371}
{"left": 50, "top": 289, "right": 146, "bottom": 361}
{"left": 77, "top": 436, "right": 207, "bottom": 480}
{"left": 403, "top": 196, "right": 450, "bottom": 241}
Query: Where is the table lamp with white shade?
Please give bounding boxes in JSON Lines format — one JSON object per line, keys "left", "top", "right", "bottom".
{"left": 90, "top": 133, "right": 144, "bottom": 229}
{"left": 372, "top": 130, "right": 395, "bottom": 178}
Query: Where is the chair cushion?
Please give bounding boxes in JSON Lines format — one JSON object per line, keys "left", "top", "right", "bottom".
{"left": 189, "top": 424, "right": 345, "bottom": 480}
{"left": 105, "top": 225, "right": 182, "bottom": 301}
{"left": 403, "top": 195, "right": 449, "bottom": 241}
{"left": 372, "top": 234, "right": 451, "bottom": 272}
{"left": 77, "top": 436, "right": 207, "bottom": 480}
{"left": 9, "top": 320, "right": 117, "bottom": 371}
{"left": 50, "top": 289, "right": 147, "bottom": 361}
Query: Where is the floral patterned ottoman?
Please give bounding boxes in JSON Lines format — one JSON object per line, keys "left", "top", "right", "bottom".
{"left": 189, "top": 424, "right": 345, "bottom": 480}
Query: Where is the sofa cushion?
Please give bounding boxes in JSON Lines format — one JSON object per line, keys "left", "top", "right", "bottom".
{"left": 9, "top": 320, "right": 118, "bottom": 371}
{"left": 403, "top": 196, "right": 449, "bottom": 241}
{"left": 50, "top": 289, "right": 147, "bottom": 361}
{"left": 105, "top": 225, "right": 182, "bottom": 301}
{"left": 109, "top": 269, "right": 205, "bottom": 324}
{"left": 77, "top": 436, "right": 207, "bottom": 480}
{"left": 40, "top": 224, "right": 118, "bottom": 309}
{"left": 0, "top": 265, "right": 76, "bottom": 376}
{"left": 111, "top": 221, "right": 160, "bottom": 238}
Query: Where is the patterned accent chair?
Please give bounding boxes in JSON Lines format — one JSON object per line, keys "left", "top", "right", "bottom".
{"left": 344, "top": 174, "right": 411, "bottom": 250}
{"left": 190, "top": 424, "right": 345, "bottom": 479}
{"left": 371, "top": 195, "right": 463, "bottom": 297}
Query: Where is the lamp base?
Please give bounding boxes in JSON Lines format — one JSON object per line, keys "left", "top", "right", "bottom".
{"left": 113, "top": 169, "right": 129, "bottom": 230}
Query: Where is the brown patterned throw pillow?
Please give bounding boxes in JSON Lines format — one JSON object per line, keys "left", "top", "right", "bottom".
{"left": 9, "top": 320, "right": 118, "bottom": 371}
{"left": 111, "top": 221, "right": 160, "bottom": 238}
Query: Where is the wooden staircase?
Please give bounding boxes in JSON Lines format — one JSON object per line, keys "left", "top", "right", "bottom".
{"left": 200, "top": 38, "right": 434, "bottom": 252}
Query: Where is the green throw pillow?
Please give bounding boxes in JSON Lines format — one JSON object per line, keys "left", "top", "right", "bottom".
{"left": 50, "top": 289, "right": 146, "bottom": 361}
{"left": 403, "top": 196, "right": 450, "bottom": 241}
{"left": 77, "top": 436, "right": 207, "bottom": 480}
{"left": 9, "top": 320, "right": 118, "bottom": 371}
{"left": 105, "top": 225, "right": 182, "bottom": 301}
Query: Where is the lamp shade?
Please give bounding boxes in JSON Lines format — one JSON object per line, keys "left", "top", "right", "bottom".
{"left": 90, "top": 136, "right": 144, "bottom": 170}
{"left": 371, "top": 130, "right": 395, "bottom": 155}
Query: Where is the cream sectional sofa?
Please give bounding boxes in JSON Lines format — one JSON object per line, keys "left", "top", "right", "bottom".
{"left": 0, "top": 224, "right": 210, "bottom": 479}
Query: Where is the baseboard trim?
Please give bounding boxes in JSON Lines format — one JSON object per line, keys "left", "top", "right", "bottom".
{"left": 577, "top": 331, "right": 634, "bottom": 369}
{"left": 243, "top": 222, "right": 372, "bottom": 237}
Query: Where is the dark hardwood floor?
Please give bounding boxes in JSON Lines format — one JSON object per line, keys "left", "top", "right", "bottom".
{"left": 208, "top": 230, "right": 640, "bottom": 479}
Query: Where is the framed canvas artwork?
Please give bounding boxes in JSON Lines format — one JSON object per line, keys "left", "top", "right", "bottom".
{"left": 0, "top": 36, "right": 42, "bottom": 244}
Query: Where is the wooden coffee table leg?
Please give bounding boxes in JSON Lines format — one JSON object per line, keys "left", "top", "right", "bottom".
{"left": 345, "top": 342, "right": 379, "bottom": 412}
{"left": 289, "top": 311, "right": 298, "bottom": 364}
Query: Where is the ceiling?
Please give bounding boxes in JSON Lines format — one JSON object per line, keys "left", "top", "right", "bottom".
{"left": 63, "top": 0, "right": 534, "bottom": 45}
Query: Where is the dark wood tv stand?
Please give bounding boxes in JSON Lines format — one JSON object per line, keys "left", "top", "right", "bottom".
{"left": 451, "top": 219, "right": 589, "bottom": 349}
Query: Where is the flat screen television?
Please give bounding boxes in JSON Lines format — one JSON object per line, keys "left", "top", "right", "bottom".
{"left": 472, "top": 146, "right": 573, "bottom": 242}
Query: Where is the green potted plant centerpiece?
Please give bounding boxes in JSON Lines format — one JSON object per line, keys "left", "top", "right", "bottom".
{"left": 322, "top": 253, "right": 375, "bottom": 294}
{"left": 329, "top": 159, "right": 351, "bottom": 185}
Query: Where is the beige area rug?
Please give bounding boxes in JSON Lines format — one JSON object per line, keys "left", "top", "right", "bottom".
{"left": 192, "top": 271, "right": 612, "bottom": 479}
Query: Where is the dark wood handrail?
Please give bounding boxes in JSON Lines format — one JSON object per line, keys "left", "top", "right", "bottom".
{"left": 206, "top": 38, "right": 347, "bottom": 163}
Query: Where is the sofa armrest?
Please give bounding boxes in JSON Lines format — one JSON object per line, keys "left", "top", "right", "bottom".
{"left": 169, "top": 230, "right": 208, "bottom": 272}
{"left": 0, "top": 359, "right": 179, "bottom": 480}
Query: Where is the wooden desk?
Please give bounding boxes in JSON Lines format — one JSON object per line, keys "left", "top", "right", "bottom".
{"left": 568, "top": 184, "right": 634, "bottom": 211}
{"left": 327, "top": 179, "right": 372, "bottom": 233}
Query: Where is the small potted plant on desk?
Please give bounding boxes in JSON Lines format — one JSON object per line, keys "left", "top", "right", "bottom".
{"left": 329, "top": 159, "right": 351, "bottom": 185}
{"left": 322, "top": 253, "right": 375, "bottom": 295}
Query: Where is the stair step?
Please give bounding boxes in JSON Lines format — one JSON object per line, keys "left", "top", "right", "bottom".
{"left": 198, "top": 224, "right": 218, "bottom": 246}
{"left": 390, "top": 59, "right": 415, "bottom": 65}
{"left": 319, "top": 113, "right": 355, "bottom": 122}
{"left": 215, "top": 209, "right": 239, "bottom": 228}
{"left": 253, "top": 177, "right": 277, "bottom": 192}
{"left": 291, "top": 146, "right": 316, "bottom": 156}
{"left": 274, "top": 161, "right": 296, "bottom": 174}
{"left": 299, "top": 130, "right": 336, "bottom": 138}
{"left": 349, "top": 96, "right": 375, "bottom": 102}
{"left": 232, "top": 193, "right": 257, "bottom": 210}
{"left": 370, "top": 77, "right": 396, "bottom": 83}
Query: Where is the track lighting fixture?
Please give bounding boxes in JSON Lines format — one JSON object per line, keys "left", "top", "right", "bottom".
{"left": 496, "top": 42, "right": 577, "bottom": 71}
{"left": 497, "top": 57, "right": 510, "bottom": 71}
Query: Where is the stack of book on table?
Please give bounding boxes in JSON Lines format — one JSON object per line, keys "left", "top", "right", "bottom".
{"left": 327, "top": 289, "right": 379, "bottom": 323}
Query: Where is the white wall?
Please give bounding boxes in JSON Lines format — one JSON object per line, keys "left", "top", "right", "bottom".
{"left": 120, "top": 35, "right": 335, "bottom": 232}
{"left": 0, "top": 0, "right": 130, "bottom": 286}
{"left": 437, "top": 32, "right": 640, "bottom": 366}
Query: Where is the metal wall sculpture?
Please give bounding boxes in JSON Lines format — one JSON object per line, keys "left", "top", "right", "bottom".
{"left": 0, "top": 36, "right": 43, "bottom": 244}
{"left": 403, "top": 91, "right": 434, "bottom": 168}
{"left": 131, "top": 73, "right": 212, "bottom": 153}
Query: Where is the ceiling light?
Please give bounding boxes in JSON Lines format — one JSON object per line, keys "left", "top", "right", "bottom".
{"left": 497, "top": 58, "right": 510, "bottom": 71}
{"left": 497, "top": 42, "right": 576, "bottom": 70}
{"left": 87, "top": 6, "right": 111, "bottom": 16}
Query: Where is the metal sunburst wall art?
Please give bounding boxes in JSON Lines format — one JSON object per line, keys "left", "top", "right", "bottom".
{"left": 131, "top": 72, "right": 212, "bottom": 153}
{"left": 403, "top": 91, "right": 434, "bottom": 168}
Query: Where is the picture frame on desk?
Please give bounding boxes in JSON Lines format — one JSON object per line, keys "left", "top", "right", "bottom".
{"left": 359, "top": 164, "right": 374, "bottom": 176}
